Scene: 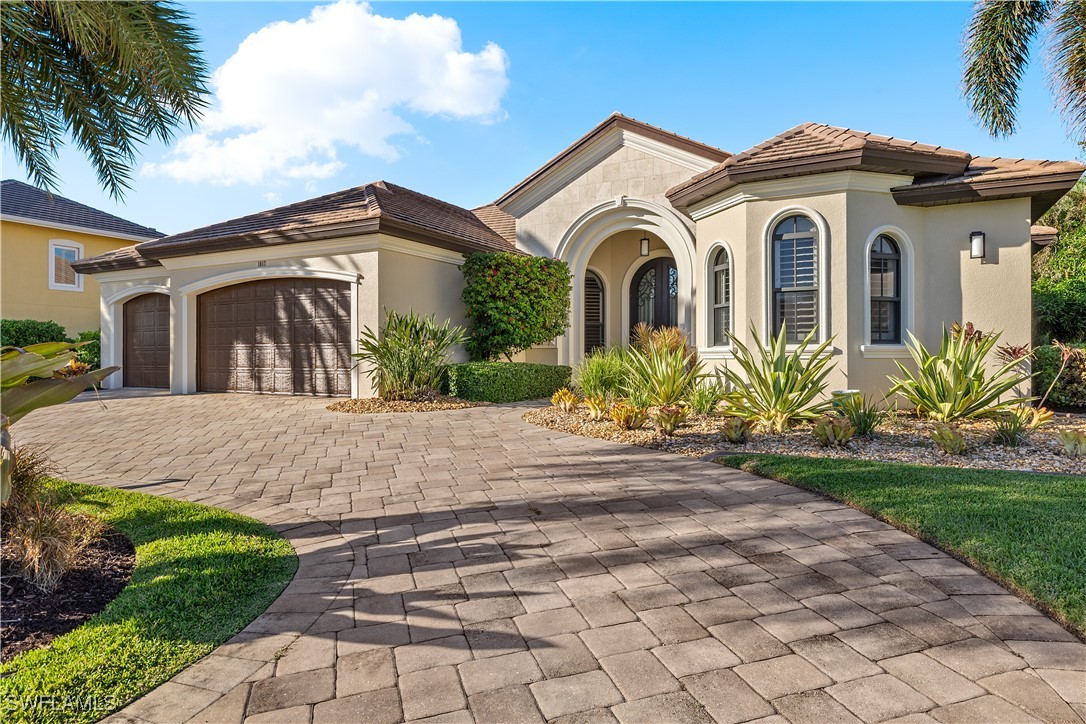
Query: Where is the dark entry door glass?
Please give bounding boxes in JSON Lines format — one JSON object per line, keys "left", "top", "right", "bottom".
{"left": 630, "top": 257, "right": 678, "bottom": 337}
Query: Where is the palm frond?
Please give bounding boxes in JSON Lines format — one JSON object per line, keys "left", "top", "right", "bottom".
{"left": 1047, "top": 0, "right": 1086, "bottom": 142}
{"left": 963, "top": 0, "right": 1052, "bottom": 138}
{"left": 0, "top": 0, "right": 209, "bottom": 199}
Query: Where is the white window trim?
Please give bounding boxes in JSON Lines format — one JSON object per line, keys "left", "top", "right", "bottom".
{"left": 861, "top": 225, "right": 915, "bottom": 356}
{"left": 48, "top": 239, "right": 84, "bottom": 292}
{"left": 704, "top": 240, "right": 735, "bottom": 350}
{"left": 762, "top": 207, "right": 830, "bottom": 343}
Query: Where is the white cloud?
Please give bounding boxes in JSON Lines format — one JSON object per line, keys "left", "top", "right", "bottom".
{"left": 144, "top": 1, "right": 509, "bottom": 185}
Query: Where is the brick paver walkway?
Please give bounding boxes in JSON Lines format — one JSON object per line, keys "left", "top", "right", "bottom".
{"left": 18, "top": 391, "right": 1085, "bottom": 724}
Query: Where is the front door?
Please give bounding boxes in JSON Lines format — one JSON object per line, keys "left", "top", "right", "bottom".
{"left": 629, "top": 257, "right": 678, "bottom": 337}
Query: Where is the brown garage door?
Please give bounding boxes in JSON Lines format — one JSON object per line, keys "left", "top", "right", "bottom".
{"left": 123, "top": 293, "right": 170, "bottom": 388}
{"left": 197, "top": 278, "right": 352, "bottom": 396}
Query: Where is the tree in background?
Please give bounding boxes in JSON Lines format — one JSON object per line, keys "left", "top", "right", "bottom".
{"left": 963, "top": 0, "right": 1086, "bottom": 141}
{"left": 1, "top": 1, "right": 208, "bottom": 199}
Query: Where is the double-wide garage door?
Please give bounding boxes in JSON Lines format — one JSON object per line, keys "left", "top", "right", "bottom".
{"left": 197, "top": 278, "right": 352, "bottom": 396}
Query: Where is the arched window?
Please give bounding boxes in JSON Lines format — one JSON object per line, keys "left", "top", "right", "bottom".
{"left": 584, "top": 270, "right": 605, "bottom": 352}
{"left": 869, "top": 235, "right": 901, "bottom": 344}
{"left": 771, "top": 215, "right": 818, "bottom": 342}
{"left": 711, "top": 247, "right": 731, "bottom": 346}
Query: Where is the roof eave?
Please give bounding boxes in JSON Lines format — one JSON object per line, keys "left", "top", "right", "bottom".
{"left": 891, "top": 170, "right": 1085, "bottom": 218}
{"left": 71, "top": 256, "right": 163, "bottom": 274}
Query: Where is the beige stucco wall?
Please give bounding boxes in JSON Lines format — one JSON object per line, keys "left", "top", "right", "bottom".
{"left": 691, "top": 171, "right": 1035, "bottom": 396}
{"left": 377, "top": 247, "right": 469, "bottom": 363}
{"left": 515, "top": 145, "right": 700, "bottom": 258}
{"left": 0, "top": 220, "right": 142, "bottom": 335}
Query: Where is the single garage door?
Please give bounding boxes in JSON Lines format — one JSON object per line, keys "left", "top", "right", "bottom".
{"left": 124, "top": 293, "right": 170, "bottom": 388}
{"left": 197, "top": 278, "right": 352, "bottom": 396}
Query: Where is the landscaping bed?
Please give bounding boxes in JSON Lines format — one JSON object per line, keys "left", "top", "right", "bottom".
{"left": 1, "top": 527, "right": 135, "bottom": 660}
{"left": 0, "top": 480, "right": 297, "bottom": 724}
{"left": 717, "top": 455, "right": 1086, "bottom": 638}
{"left": 328, "top": 395, "right": 489, "bottom": 414}
{"left": 524, "top": 406, "right": 1086, "bottom": 475}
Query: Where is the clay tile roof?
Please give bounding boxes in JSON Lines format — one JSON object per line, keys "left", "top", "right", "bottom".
{"left": 135, "top": 181, "right": 516, "bottom": 260}
{"left": 471, "top": 204, "right": 516, "bottom": 244}
{"left": 891, "top": 157, "right": 1085, "bottom": 217}
{"left": 1030, "top": 224, "right": 1059, "bottom": 246}
{"left": 495, "top": 112, "right": 731, "bottom": 208}
{"left": 1, "top": 179, "right": 163, "bottom": 239}
{"left": 667, "top": 123, "right": 973, "bottom": 207}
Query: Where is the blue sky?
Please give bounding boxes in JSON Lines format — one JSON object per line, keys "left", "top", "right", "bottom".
{"left": 2, "top": 1, "right": 1080, "bottom": 236}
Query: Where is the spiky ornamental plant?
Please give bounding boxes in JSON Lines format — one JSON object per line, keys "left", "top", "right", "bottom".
{"left": 963, "top": 0, "right": 1086, "bottom": 141}
{"left": 888, "top": 327, "right": 1032, "bottom": 422}
{"left": 1, "top": 1, "right": 209, "bottom": 198}
{"left": 718, "top": 324, "right": 837, "bottom": 433}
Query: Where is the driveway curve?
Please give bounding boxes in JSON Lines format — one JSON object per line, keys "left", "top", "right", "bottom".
{"left": 17, "top": 391, "right": 1085, "bottom": 724}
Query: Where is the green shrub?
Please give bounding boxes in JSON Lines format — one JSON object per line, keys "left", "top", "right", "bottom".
{"left": 1, "top": 319, "right": 70, "bottom": 348}
{"left": 624, "top": 346, "right": 703, "bottom": 407}
{"left": 719, "top": 324, "right": 836, "bottom": 433}
{"left": 686, "top": 377, "right": 726, "bottom": 415}
{"left": 834, "top": 393, "right": 887, "bottom": 436}
{"left": 1034, "top": 343, "right": 1086, "bottom": 408}
{"left": 73, "top": 330, "right": 101, "bottom": 369}
{"left": 1033, "top": 277, "right": 1086, "bottom": 343}
{"left": 888, "top": 327, "right": 1030, "bottom": 421}
{"left": 461, "top": 253, "right": 572, "bottom": 361}
{"left": 573, "top": 347, "right": 628, "bottom": 399}
{"left": 353, "top": 309, "right": 466, "bottom": 401}
{"left": 444, "top": 362, "right": 571, "bottom": 403}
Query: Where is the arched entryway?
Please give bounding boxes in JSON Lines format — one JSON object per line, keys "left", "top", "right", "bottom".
{"left": 628, "top": 257, "right": 678, "bottom": 337}
{"left": 555, "top": 196, "right": 697, "bottom": 364}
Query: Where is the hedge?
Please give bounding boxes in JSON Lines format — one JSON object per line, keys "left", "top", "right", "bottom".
{"left": 1035, "top": 343, "right": 1086, "bottom": 409}
{"left": 444, "top": 362, "right": 572, "bottom": 403}
{"left": 1032, "top": 277, "right": 1086, "bottom": 343}
{"left": 1, "top": 319, "right": 69, "bottom": 348}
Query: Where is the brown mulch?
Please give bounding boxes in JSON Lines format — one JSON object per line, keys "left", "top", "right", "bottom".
{"left": 1, "top": 528, "right": 135, "bottom": 660}
{"left": 327, "top": 396, "right": 490, "bottom": 414}
{"left": 524, "top": 407, "right": 1086, "bottom": 476}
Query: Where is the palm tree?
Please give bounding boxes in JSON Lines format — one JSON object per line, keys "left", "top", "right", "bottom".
{"left": 963, "top": 0, "right": 1086, "bottom": 141}
{"left": 1, "top": 1, "right": 209, "bottom": 199}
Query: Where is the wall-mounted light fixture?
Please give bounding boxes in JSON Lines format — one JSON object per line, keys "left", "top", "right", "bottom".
{"left": 969, "top": 230, "right": 986, "bottom": 260}
{"left": 640, "top": 235, "right": 650, "bottom": 256}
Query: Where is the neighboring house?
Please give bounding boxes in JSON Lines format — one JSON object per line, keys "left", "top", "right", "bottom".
{"left": 1, "top": 179, "right": 163, "bottom": 336}
{"left": 74, "top": 114, "right": 1083, "bottom": 397}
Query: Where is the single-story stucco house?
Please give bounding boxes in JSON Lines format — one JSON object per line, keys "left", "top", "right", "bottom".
{"left": 73, "top": 113, "right": 1083, "bottom": 397}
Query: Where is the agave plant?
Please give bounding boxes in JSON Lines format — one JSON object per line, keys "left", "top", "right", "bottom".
{"left": 812, "top": 416, "right": 856, "bottom": 448}
{"left": 551, "top": 387, "right": 581, "bottom": 413}
{"left": 2, "top": 342, "right": 117, "bottom": 503}
{"left": 584, "top": 395, "right": 610, "bottom": 421}
{"left": 624, "top": 346, "right": 704, "bottom": 407}
{"left": 353, "top": 309, "right": 466, "bottom": 401}
{"left": 888, "top": 327, "right": 1031, "bottom": 422}
{"left": 610, "top": 401, "right": 648, "bottom": 430}
{"left": 718, "top": 324, "right": 837, "bottom": 433}
{"left": 653, "top": 405, "right": 688, "bottom": 436}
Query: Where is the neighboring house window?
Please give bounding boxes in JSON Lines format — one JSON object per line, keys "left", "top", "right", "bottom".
{"left": 49, "top": 240, "right": 83, "bottom": 292}
{"left": 711, "top": 246, "right": 731, "bottom": 346}
{"left": 869, "top": 234, "right": 902, "bottom": 344}
{"left": 771, "top": 215, "right": 818, "bottom": 342}
{"left": 584, "top": 270, "right": 605, "bottom": 353}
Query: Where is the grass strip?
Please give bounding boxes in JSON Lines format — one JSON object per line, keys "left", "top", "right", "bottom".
{"left": 718, "top": 454, "right": 1086, "bottom": 638}
{"left": 1, "top": 480, "right": 297, "bottom": 724}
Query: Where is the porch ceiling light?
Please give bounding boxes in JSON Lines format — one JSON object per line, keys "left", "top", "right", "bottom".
{"left": 969, "top": 230, "right": 985, "bottom": 259}
{"left": 640, "top": 235, "right": 650, "bottom": 256}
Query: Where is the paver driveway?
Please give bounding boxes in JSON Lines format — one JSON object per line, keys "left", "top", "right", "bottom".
{"left": 18, "top": 391, "right": 1086, "bottom": 724}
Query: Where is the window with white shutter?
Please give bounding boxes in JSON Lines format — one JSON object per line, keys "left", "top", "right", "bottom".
{"left": 48, "top": 240, "right": 83, "bottom": 292}
{"left": 772, "top": 216, "right": 818, "bottom": 342}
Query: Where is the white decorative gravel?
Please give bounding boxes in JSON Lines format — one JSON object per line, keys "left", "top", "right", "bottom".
{"left": 523, "top": 407, "right": 1086, "bottom": 476}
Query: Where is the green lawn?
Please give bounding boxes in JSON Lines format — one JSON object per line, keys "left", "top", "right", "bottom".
{"left": 718, "top": 455, "right": 1086, "bottom": 638}
{"left": 0, "top": 481, "right": 298, "bottom": 724}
